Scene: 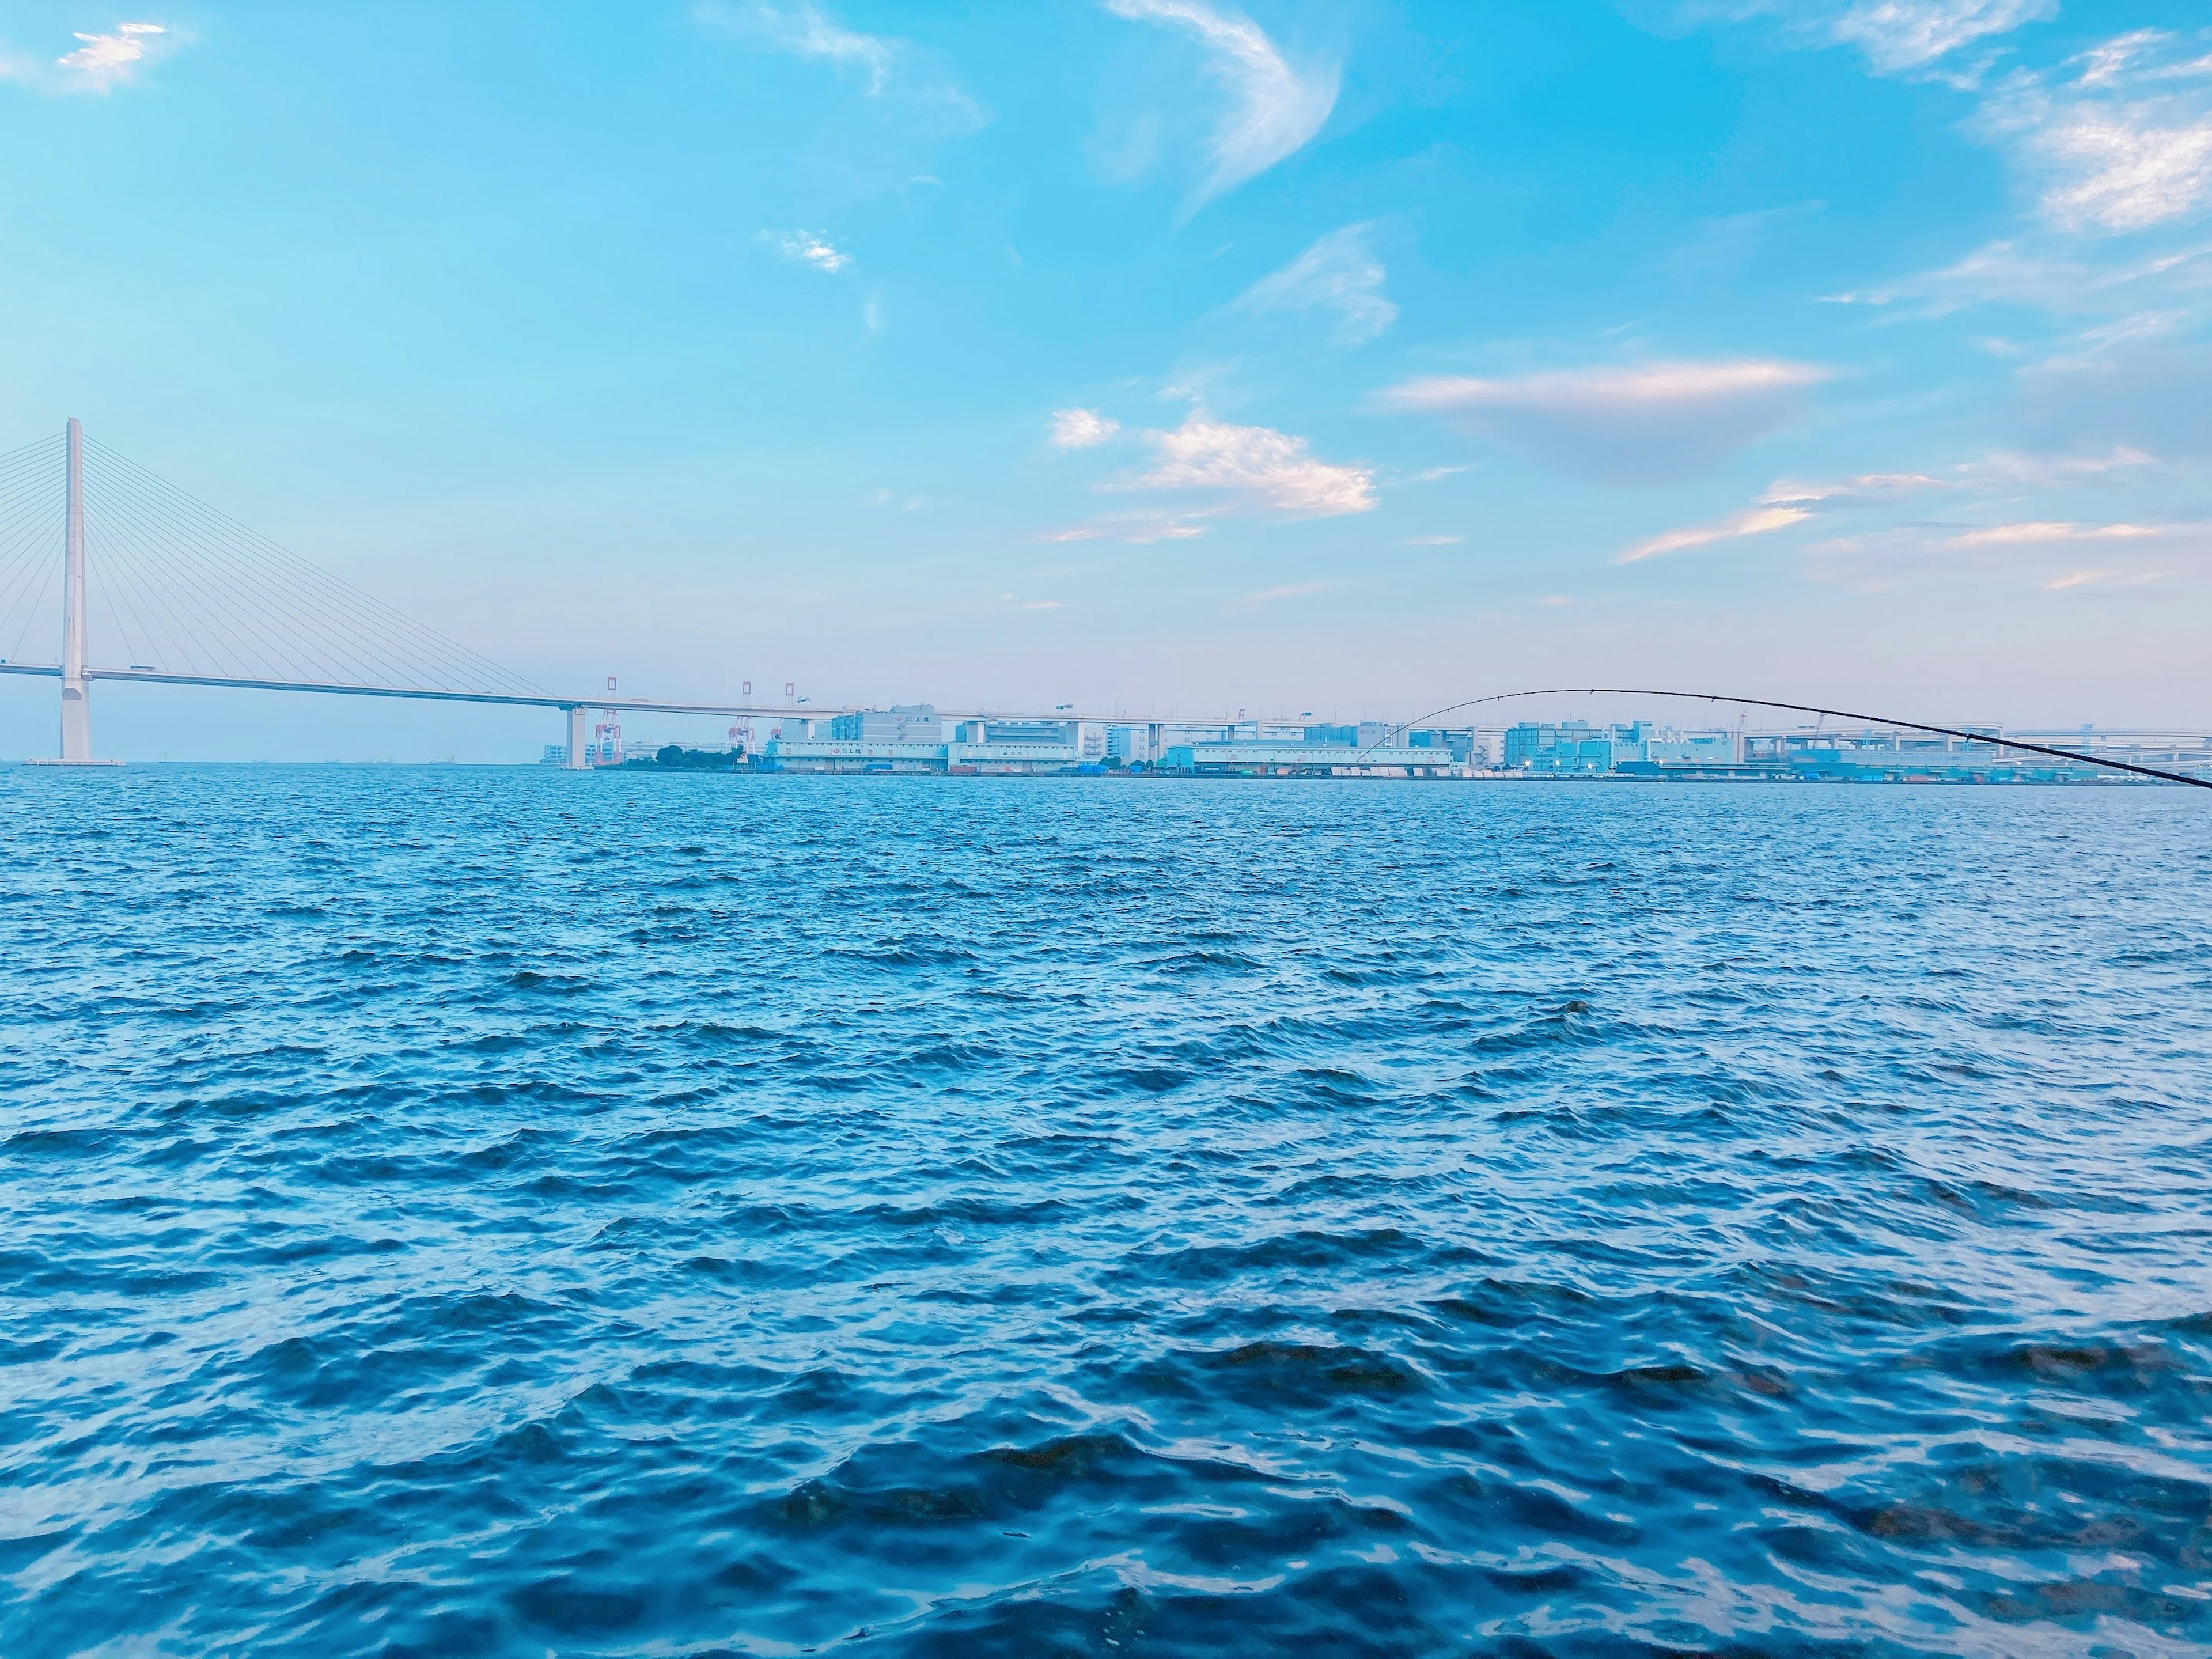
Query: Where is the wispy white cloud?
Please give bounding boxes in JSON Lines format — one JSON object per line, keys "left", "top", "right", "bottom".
{"left": 1237, "top": 222, "right": 1397, "bottom": 345}
{"left": 1946, "top": 518, "right": 2157, "bottom": 546}
{"left": 2016, "top": 330, "right": 2212, "bottom": 457}
{"left": 1103, "top": 0, "right": 1338, "bottom": 207}
{"left": 1038, "top": 509, "right": 1213, "bottom": 544}
{"left": 699, "top": 2, "right": 893, "bottom": 90}
{"left": 760, "top": 229, "right": 851, "bottom": 272}
{"left": 1381, "top": 359, "right": 1827, "bottom": 485}
{"left": 1964, "top": 445, "right": 2159, "bottom": 483}
{"left": 1226, "top": 579, "right": 1335, "bottom": 610}
{"left": 1769, "top": 446, "right": 2157, "bottom": 508}
{"left": 1126, "top": 415, "right": 1376, "bottom": 516}
{"left": 1805, "top": 513, "right": 2206, "bottom": 593}
{"left": 2, "top": 20, "right": 177, "bottom": 92}
{"left": 1816, "top": 30, "right": 2212, "bottom": 347}
{"left": 1404, "top": 534, "right": 1463, "bottom": 545}
{"left": 1755, "top": 449, "right": 2153, "bottom": 513}
{"left": 1619, "top": 505, "right": 1810, "bottom": 564}
{"left": 1824, "top": 237, "right": 2212, "bottom": 316}
{"left": 1048, "top": 408, "right": 1121, "bottom": 449}
{"left": 2074, "top": 30, "right": 2161, "bottom": 89}
{"left": 59, "top": 21, "right": 169, "bottom": 90}
{"left": 1710, "top": 8, "right": 2212, "bottom": 497}
{"left": 2028, "top": 107, "right": 2212, "bottom": 234}
{"left": 1662, "top": 440, "right": 2206, "bottom": 595}
{"left": 2046, "top": 567, "right": 2167, "bottom": 590}
{"left": 1981, "top": 43, "right": 2212, "bottom": 234}
{"left": 1828, "top": 0, "right": 2053, "bottom": 75}
{"left": 1691, "top": 0, "right": 2051, "bottom": 77}
{"left": 1659, "top": 202, "right": 1827, "bottom": 280}
{"left": 1044, "top": 412, "right": 1372, "bottom": 539}
{"left": 697, "top": 2, "right": 984, "bottom": 126}
{"left": 1760, "top": 471, "right": 1949, "bottom": 506}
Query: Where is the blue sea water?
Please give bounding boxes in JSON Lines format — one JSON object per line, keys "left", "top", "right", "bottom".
{"left": 2, "top": 767, "right": 2210, "bottom": 1658}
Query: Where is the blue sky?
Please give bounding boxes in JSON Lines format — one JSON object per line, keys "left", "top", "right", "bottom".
{"left": 1, "top": 0, "right": 2209, "bottom": 758}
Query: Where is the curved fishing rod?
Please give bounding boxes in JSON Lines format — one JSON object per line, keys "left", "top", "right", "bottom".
{"left": 1357, "top": 687, "right": 2212, "bottom": 790}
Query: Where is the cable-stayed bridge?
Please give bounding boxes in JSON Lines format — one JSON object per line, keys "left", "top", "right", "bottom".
{"left": 0, "top": 419, "right": 1065, "bottom": 766}
{"left": 12, "top": 419, "right": 2206, "bottom": 789}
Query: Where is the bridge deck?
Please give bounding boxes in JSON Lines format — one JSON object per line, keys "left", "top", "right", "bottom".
{"left": 0, "top": 662, "right": 1124, "bottom": 724}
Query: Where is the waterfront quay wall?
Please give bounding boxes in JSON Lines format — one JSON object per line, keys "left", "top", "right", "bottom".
{"left": 766, "top": 740, "right": 1081, "bottom": 775}
{"left": 1162, "top": 741, "right": 1458, "bottom": 778}
{"left": 763, "top": 737, "right": 1461, "bottom": 778}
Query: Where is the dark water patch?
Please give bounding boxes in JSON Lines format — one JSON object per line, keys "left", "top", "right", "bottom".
{"left": 1096, "top": 1064, "right": 1193, "bottom": 1094}
{"left": 1194, "top": 1339, "right": 1426, "bottom": 1402}
{"left": 504, "top": 968, "right": 590, "bottom": 994}
{"left": 1134, "top": 1227, "right": 1429, "bottom": 1284}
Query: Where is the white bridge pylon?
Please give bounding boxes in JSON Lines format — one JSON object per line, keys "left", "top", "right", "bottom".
{"left": 0, "top": 419, "right": 1115, "bottom": 765}
{"left": 59, "top": 418, "right": 90, "bottom": 761}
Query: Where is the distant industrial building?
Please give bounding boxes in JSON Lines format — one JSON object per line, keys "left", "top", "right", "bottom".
{"left": 1493, "top": 719, "right": 2210, "bottom": 784}
{"left": 1501, "top": 721, "right": 1738, "bottom": 774}
{"left": 1503, "top": 721, "right": 1613, "bottom": 773}
{"left": 975, "top": 718, "right": 1074, "bottom": 745}
{"left": 766, "top": 707, "right": 1080, "bottom": 774}
{"left": 1105, "top": 725, "right": 1154, "bottom": 764}
{"left": 1161, "top": 738, "right": 1456, "bottom": 778}
{"left": 830, "top": 704, "right": 945, "bottom": 744}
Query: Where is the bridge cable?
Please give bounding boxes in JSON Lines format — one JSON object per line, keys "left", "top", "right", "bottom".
{"left": 83, "top": 448, "right": 467, "bottom": 689}
{"left": 82, "top": 464, "right": 391, "bottom": 686}
{"left": 82, "top": 438, "right": 544, "bottom": 698}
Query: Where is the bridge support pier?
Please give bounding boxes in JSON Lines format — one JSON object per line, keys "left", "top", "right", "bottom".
{"left": 563, "top": 704, "right": 588, "bottom": 768}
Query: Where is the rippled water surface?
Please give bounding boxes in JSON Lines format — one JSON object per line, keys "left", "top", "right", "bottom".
{"left": 3, "top": 767, "right": 2210, "bottom": 1657}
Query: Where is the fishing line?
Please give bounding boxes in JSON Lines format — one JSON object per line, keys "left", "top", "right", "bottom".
{"left": 1357, "top": 688, "right": 2212, "bottom": 790}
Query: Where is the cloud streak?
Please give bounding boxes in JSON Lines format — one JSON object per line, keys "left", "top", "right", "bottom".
{"left": 1381, "top": 359, "right": 1827, "bottom": 484}
{"left": 1618, "top": 505, "right": 1810, "bottom": 563}
{"left": 1828, "top": 0, "right": 2054, "bottom": 75}
{"left": 1759, "top": 471, "right": 1948, "bottom": 506}
{"left": 1698, "top": 0, "right": 2052, "bottom": 77}
{"left": 1946, "top": 518, "right": 2157, "bottom": 546}
{"left": 1237, "top": 222, "right": 1397, "bottom": 344}
{"left": 1039, "top": 508, "right": 1213, "bottom": 544}
{"left": 699, "top": 2, "right": 893, "bottom": 89}
{"left": 1803, "top": 513, "right": 2206, "bottom": 594}
{"left": 698, "top": 2, "right": 984, "bottom": 126}
{"left": 1227, "top": 579, "right": 1336, "bottom": 610}
{"left": 1103, "top": 0, "right": 1337, "bottom": 206}
{"left": 2046, "top": 567, "right": 2166, "bottom": 590}
{"left": 1639, "top": 446, "right": 2194, "bottom": 592}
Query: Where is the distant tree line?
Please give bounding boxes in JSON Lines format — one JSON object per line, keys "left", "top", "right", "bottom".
{"left": 624, "top": 745, "right": 747, "bottom": 770}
